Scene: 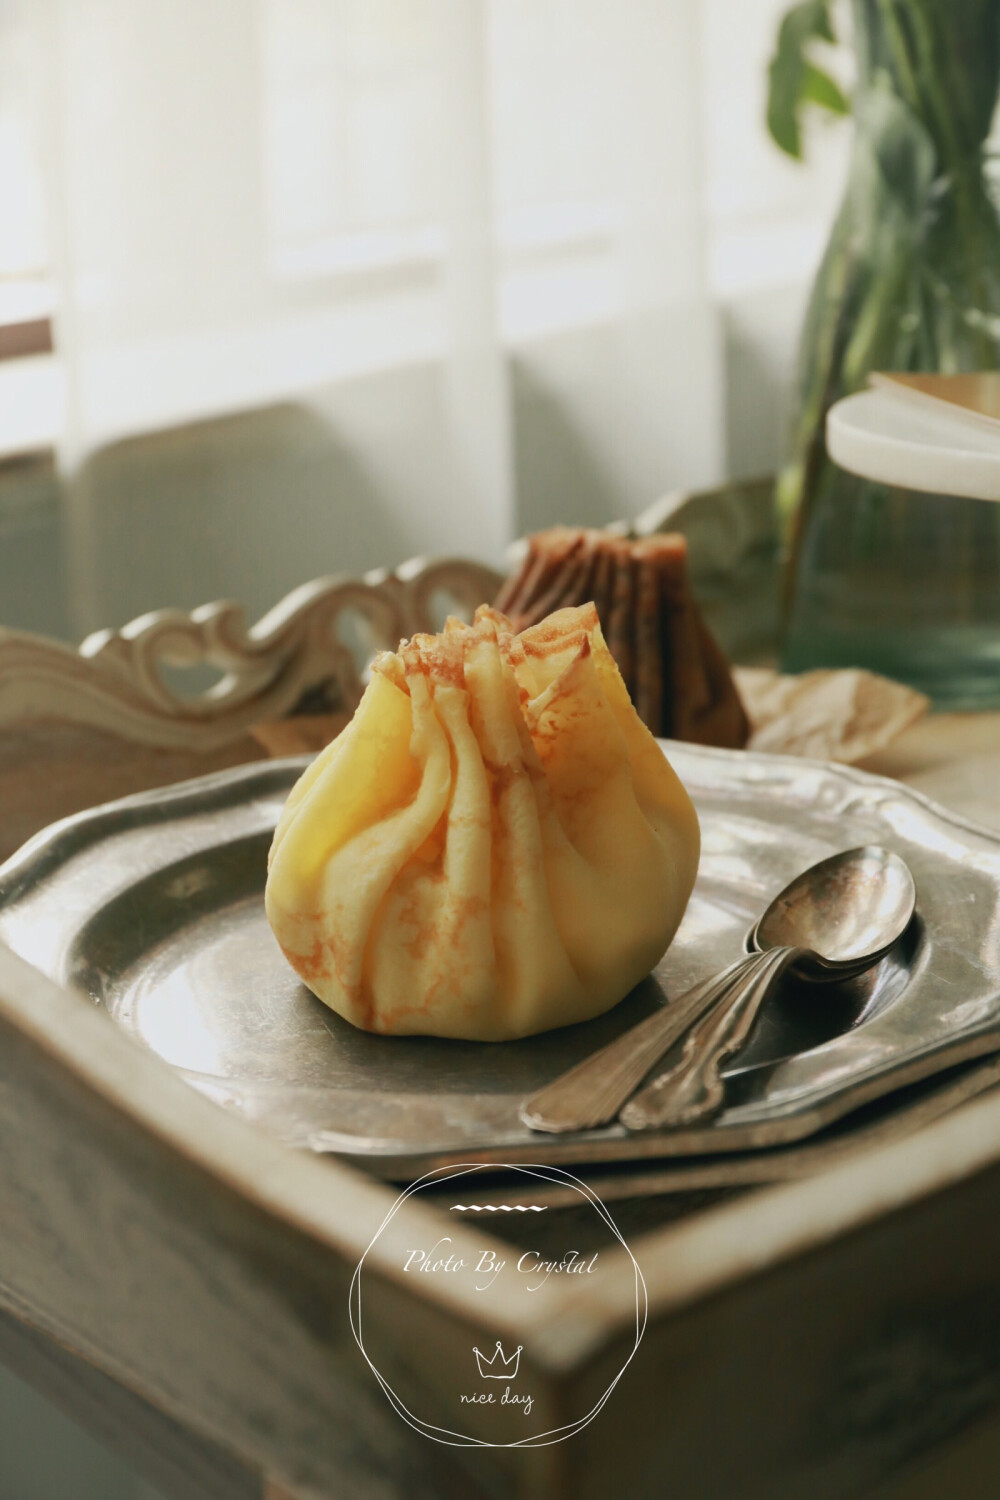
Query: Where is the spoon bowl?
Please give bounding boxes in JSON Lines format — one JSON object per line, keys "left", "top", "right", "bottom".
{"left": 752, "top": 845, "right": 917, "bottom": 977}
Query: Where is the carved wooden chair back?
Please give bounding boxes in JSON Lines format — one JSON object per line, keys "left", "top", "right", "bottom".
{"left": 0, "top": 558, "right": 503, "bottom": 863}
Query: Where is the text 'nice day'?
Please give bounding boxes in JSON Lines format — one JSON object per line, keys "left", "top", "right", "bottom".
{"left": 403, "top": 1237, "right": 599, "bottom": 1290}
{"left": 461, "top": 1385, "right": 533, "bottom": 1416}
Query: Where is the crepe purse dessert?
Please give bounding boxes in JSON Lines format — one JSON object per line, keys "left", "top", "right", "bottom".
{"left": 495, "top": 527, "right": 750, "bottom": 750}
{"left": 265, "top": 603, "right": 699, "bottom": 1041}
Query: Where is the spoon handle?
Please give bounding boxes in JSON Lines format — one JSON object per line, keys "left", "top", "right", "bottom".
{"left": 620, "top": 946, "right": 798, "bottom": 1132}
{"left": 519, "top": 954, "right": 762, "bottom": 1134}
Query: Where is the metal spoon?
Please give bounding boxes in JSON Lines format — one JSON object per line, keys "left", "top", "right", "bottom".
{"left": 519, "top": 845, "right": 915, "bottom": 1137}
{"left": 619, "top": 845, "right": 916, "bottom": 1132}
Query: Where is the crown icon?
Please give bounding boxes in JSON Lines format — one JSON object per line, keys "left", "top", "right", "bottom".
{"left": 473, "top": 1340, "right": 522, "bottom": 1380}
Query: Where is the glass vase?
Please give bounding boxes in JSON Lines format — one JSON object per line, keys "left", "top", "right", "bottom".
{"left": 780, "top": 0, "right": 1000, "bottom": 707}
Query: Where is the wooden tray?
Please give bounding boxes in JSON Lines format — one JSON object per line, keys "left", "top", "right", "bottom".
{"left": 5, "top": 552, "right": 1000, "bottom": 1494}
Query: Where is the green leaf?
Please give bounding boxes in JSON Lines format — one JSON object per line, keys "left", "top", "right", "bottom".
{"left": 800, "top": 60, "right": 849, "bottom": 117}
{"left": 767, "top": 0, "right": 847, "bottom": 160}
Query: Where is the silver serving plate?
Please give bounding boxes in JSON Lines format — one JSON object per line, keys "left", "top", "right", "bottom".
{"left": 2, "top": 747, "right": 1000, "bottom": 1179}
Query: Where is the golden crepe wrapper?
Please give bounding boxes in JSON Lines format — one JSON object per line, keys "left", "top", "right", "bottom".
{"left": 265, "top": 604, "right": 700, "bottom": 1040}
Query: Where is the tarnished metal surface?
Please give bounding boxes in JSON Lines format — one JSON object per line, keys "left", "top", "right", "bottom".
{"left": 1, "top": 747, "right": 999, "bottom": 1178}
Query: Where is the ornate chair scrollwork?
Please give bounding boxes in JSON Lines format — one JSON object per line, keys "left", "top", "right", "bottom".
{"left": 0, "top": 557, "right": 504, "bottom": 862}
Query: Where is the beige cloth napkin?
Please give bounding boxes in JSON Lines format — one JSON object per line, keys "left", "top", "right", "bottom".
{"left": 734, "top": 666, "right": 929, "bottom": 764}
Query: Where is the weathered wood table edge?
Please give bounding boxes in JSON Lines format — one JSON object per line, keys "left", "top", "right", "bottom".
{"left": 10, "top": 929, "right": 1000, "bottom": 1499}
{"left": 4, "top": 530, "right": 1000, "bottom": 1498}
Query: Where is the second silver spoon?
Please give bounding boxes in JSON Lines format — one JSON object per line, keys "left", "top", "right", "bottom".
{"left": 620, "top": 845, "right": 916, "bottom": 1131}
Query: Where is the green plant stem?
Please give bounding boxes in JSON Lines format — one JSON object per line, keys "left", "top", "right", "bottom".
{"left": 780, "top": 230, "right": 856, "bottom": 611}
{"left": 874, "top": 0, "right": 922, "bottom": 114}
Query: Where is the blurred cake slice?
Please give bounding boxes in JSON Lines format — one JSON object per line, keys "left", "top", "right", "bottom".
{"left": 494, "top": 528, "right": 749, "bottom": 748}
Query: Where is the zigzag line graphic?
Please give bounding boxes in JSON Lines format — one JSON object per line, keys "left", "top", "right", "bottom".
{"left": 450, "top": 1204, "right": 547, "bottom": 1212}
